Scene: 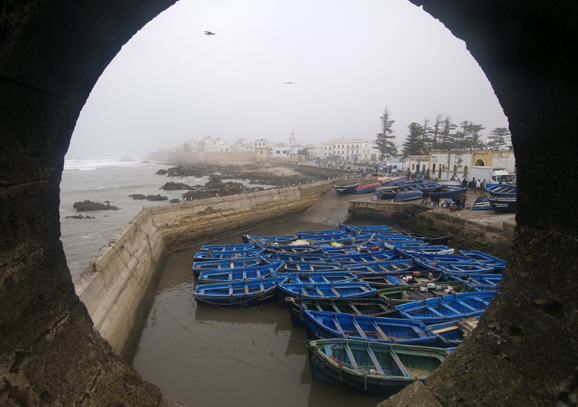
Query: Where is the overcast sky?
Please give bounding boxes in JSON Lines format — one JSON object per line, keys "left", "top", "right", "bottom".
{"left": 66, "top": 0, "right": 509, "bottom": 160}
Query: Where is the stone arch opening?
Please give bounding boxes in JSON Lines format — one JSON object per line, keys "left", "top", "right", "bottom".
{"left": 474, "top": 159, "right": 485, "bottom": 166}
{"left": 2, "top": 2, "right": 577, "bottom": 406}
{"left": 463, "top": 165, "right": 469, "bottom": 178}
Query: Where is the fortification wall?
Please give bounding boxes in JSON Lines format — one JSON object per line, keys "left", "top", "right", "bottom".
{"left": 74, "top": 181, "right": 334, "bottom": 356}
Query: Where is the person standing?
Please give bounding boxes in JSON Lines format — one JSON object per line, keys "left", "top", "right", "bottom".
{"left": 421, "top": 189, "right": 429, "bottom": 206}
{"left": 480, "top": 179, "right": 486, "bottom": 194}
{"left": 462, "top": 178, "right": 468, "bottom": 188}
{"left": 471, "top": 177, "right": 477, "bottom": 193}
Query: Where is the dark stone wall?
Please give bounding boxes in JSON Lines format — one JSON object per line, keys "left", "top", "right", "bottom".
{"left": 0, "top": 1, "right": 182, "bottom": 405}
{"left": 1, "top": 0, "right": 577, "bottom": 406}
{"left": 406, "top": 2, "right": 578, "bottom": 406}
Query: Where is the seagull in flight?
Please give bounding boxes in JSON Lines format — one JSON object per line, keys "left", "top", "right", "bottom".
{"left": 283, "top": 82, "right": 296, "bottom": 85}
{"left": 204, "top": 31, "right": 216, "bottom": 35}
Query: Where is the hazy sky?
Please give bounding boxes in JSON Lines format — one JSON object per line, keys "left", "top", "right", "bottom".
{"left": 67, "top": 0, "right": 509, "bottom": 159}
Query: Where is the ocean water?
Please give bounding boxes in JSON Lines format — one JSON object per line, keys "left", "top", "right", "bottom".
{"left": 60, "top": 158, "right": 208, "bottom": 280}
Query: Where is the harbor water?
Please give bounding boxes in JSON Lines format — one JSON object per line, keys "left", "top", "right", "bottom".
{"left": 61, "top": 160, "right": 387, "bottom": 407}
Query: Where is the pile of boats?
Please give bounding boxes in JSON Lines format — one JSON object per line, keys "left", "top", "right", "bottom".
{"left": 335, "top": 175, "right": 517, "bottom": 214}
{"left": 191, "top": 223, "right": 503, "bottom": 397}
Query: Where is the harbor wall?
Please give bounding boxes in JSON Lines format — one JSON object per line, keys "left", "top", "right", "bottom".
{"left": 74, "top": 181, "right": 334, "bottom": 355}
{"left": 74, "top": 209, "right": 166, "bottom": 358}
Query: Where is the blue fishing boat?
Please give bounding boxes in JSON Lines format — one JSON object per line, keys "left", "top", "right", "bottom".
{"left": 266, "top": 252, "right": 329, "bottom": 262}
{"left": 197, "top": 261, "right": 285, "bottom": 284}
{"left": 283, "top": 260, "right": 344, "bottom": 272}
{"left": 302, "top": 310, "right": 437, "bottom": 345}
{"left": 277, "top": 282, "right": 377, "bottom": 301}
{"left": 484, "top": 183, "right": 517, "bottom": 196}
{"left": 334, "top": 182, "right": 360, "bottom": 195}
{"left": 342, "top": 259, "right": 415, "bottom": 274}
{"left": 404, "top": 175, "right": 425, "bottom": 184}
{"left": 395, "top": 290, "right": 496, "bottom": 324}
{"left": 193, "top": 277, "right": 288, "bottom": 306}
{"left": 377, "top": 185, "right": 417, "bottom": 200}
{"left": 460, "top": 250, "right": 506, "bottom": 272}
{"left": 426, "top": 317, "right": 480, "bottom": 347}
{"left": 241, "top": 234, "right": 298, "bottom": 244}
{"left": 447, "top": 273, "right": 502, "bottom": 290}
{"left": 489, "top": 196, "right": 516, "bottom": 214}
{"left": 376, "top": 281, "right": 464, "bottom": 306}
{"left": 428, "top": 186, "right": 467, "bottom": 202}
{"left": 259, "top": 244, "right": 322, "bottom": 254}
{"left": 192, "top": 256, "right": 267, "bottom": 277}
{"left": 394, "top": 189, "right": 423, "bottom": 202}
{"left": 271, "top": 271, "right": 357, "bottom": 284}
{"left": 327, "top": 249, "right": 396, "bottom": 264}
{"left": 285, "top": 297, "right": 393, "bottom": 327}
{"left": 413, "top": 259, "right": 495, "bottom": 275}
{"left": 471, "top": 196, "right": 493, "bottom": 210}
{"left": 193, "top": 248, "right": 266, "bottom": 261}
{"left": 200, "top": 243, "right": 255, "bottom": 251}
{"left": 357, "top": 271, "right": 441, "bottom": 289}
{"left": 308, "top": 338, "right": 448, "bottom": 396}
{"left": 397, "top": 252, "right": 469, "bottom": 262}
{"left": 395, "top": 245, "right": 455, "bottom": 256}
{"left": 417, "top": 182, "right": 443, "bottom": 192}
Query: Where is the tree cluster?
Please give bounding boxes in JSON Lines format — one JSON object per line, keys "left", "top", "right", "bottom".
{"left": 374, "top": 110, "right": 512, "bottom": 159}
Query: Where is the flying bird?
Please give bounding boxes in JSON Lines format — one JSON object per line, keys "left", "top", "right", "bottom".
{"left": 204, "top": 31, "right": 216, "bottom": 35}
{"left": 283, "top": 82, "right": 296, "bottom": 84}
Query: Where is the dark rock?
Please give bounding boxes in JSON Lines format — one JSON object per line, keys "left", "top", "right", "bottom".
{"left": 73, "top": 200, "right": 118, "bottom": 211}
{"left": 155, "top": 169, "right": 168, "bottom": 175}
{"left": 65, "top": 215, "right": 95, "bottom": 219}
{"left": 169, "top": 199, "right": 180, "bottom": 203}
{"left": 146, "top": 195, "right": 168, "bottom": 201}
{"left": 129, "top": 194, "right": 147, "bottom": 200}
{"left": 160, "top": 182, "right": 194, "bottom": 191}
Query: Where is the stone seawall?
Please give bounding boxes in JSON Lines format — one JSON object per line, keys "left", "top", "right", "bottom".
{"left": 74, "top": 181, "right": 334, "bottom": 355}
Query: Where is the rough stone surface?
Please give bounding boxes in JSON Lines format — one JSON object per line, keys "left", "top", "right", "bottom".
{"left": 1, "top": 1, "right": 578, "bottom": 407}
{"left": 376, "top": 381, "right": 443, "bottom": 407}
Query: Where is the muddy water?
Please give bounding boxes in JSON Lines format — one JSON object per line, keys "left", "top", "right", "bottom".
{"left": 132, "top": 221, "right": 387, "bottom": 407}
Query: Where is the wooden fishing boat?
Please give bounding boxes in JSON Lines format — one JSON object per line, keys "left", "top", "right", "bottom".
{"left": 271, "top": 271, "right": 358, "bottom": 284}
{"left": 342, "top": 259, "right": 415, "bottom": 274}
{"left": 402, "top": 230, "right": 450, "bottom": 246}
{"left": 393, "top": 189, "right": 423, "bottom": 202}
{"left": 417, "top": 182, "right": 443, "bottom": 192}
{"left": 193, "top": 277, "right": 288, "bottom": 306}
{"left": 283, "top": 260, "right": 345, "bottom": 272}
{"left": 327, "top": 250, "right": 396, "bottom": 264}
{"left": 285, "top": 297, "right": 394, "bottom": 327}
{"left": 426, "top": 317, "right": 480, "bottom": 347}
{"left": 447, "top": 273, "right": 502, "bottom": 291}
{"left": 334, "top": 182, "right": 361, "bottom": 195}
{"left": 197, "top": 261, "right": 285, "bottom": 284}
{"left": 460, "top": 250, "right": 507, "bottom": 272}
{"left": 192, "top": 257, "right": 267, "bottom": 277}
{"left": 302, "top": 310, "right": 437, "bottom": 345}
{"left": 200, "top": 243, "right": 255, "bottom": 251}
{"left": 312, "top": 233, "right": 377, "bottom": 249}
{"left": 297, "top": 230, "right": 354, "bottom": 241}
{"left": 377, "top": 185, "right": 417, "bottom": 200}
{"left": 259, "top": 244, "right": 322, "bottom": 254}
{"left": 404, "top": 175, "right": 425, "bottom": 184}
{"left": 266, "top": 252, "right": 329, "bottom": 262}
{"left": 276, "top": 282, "right": 377, "bottom": 301}
{"left": 242, "top": 234, "right": 298, "bottom": 244}
{"left": 357, "top": 271, "right": 441, "bottom": 289}
{"left": 413, "top": 259, "right": 495, "bottom": 275}
{"left": 354, "top": 179, "right": 392, "bottom": 194}
{"left": 484, "top": 183, "right": 517, "bottom": 196}
{"left": 489, "top": 196, "right": 517, "bottom": 214}
{"left": 395, "top": 290, "right": 496, "bottom": 324}
{"left": 395, "top": 245, "right": 455, "bottom": 256}
{"left": 307, "top": 338, "right": 448, "bottom": 396}
{"left": 471, "top": 196, "right": 493, "bottom": 210}
{"left": 376, "top": 281, "right": 465, "bottom": 306}
{"left": 381, "top": 239, "right": 429, "bottom": 248}
{"left": 193, "top": 248, "right": 266, "bottom": 261}
{"left": 428, "top": 186, "right": 467, "bottom": 202}
{"left": 397, "top": 252, "right": 469, "bottom": 262}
